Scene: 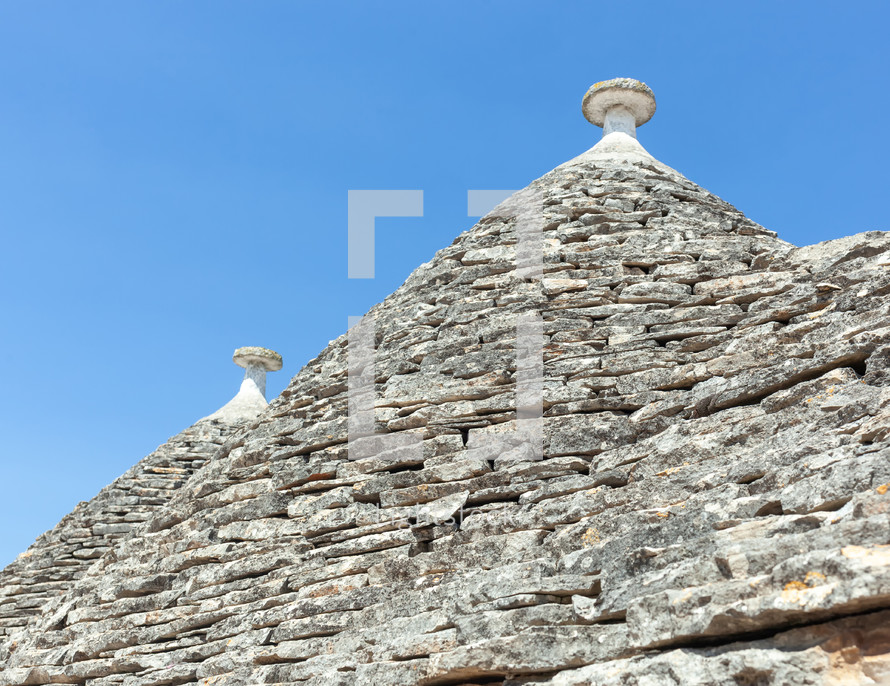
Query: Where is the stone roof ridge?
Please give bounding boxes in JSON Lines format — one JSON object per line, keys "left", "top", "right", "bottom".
{"left": 0, "top": 346, "right": 282, "bottom": 653}
{"left": 1, "top": 80, "right": 889, "bottom": 685}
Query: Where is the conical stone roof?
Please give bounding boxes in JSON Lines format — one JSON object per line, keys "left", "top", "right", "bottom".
{"left": 0, "top": 421, "right": 238, "bottom": 644}
{"left": 0, "top": 350, "right": 282, "bottom": 652}
{"left": 2, "top": 80, "right": 890, "bottom": 685}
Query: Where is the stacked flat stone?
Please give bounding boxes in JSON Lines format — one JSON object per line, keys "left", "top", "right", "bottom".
{"left": 0, "top": 421, "right": 238, "bottom": 644}
{"left": 1, "top": 81, "right": 889, "bottom": 685}
{"left": 0, "top": 348, "right": 282, "bottom": 654}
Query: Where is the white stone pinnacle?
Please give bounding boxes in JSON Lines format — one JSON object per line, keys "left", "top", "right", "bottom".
{"left": 204, "top": 346, "right": 283, "bottom": 423}
{"left": 582, "top": 78, "right": 656, "bottom": 140}
{"left": 233, "top": 346, "right": 283, "bottom": 399}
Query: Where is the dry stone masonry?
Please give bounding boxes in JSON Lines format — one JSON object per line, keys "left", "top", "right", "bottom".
{"left": 0, "top": 349, "right": 281, "bottom": 651}
{"left": 0, "top": 423, "right": 235, "bottom": 644}
{"left": 1, "top": 80, "right": 889, "bottom": 685}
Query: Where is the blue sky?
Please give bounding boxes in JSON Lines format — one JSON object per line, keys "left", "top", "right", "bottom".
{"left": 1, "top": 1, "right": 888, "bottom": 567}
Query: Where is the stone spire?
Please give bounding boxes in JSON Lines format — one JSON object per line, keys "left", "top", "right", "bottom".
{"left": 582, "top": 78, "right": 656, "bottom": 138}
{"left": 205, "top": 346, "right": 283, "bottom": 422}
{"left": 578, "top": 77, "right": 657, "bottom": 158}
{"left": 0, "top": 348, "right": 283, "bottom": 647}
{"left": 233, "top": 346, "right": 283, "bottom": 399}
{"left": 4, "top": 81, "right": 890, "bottom": 686}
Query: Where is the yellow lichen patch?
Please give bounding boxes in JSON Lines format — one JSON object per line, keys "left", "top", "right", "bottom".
{"left": 805, "top": 571, "right": 827, "bottom": 585}
{"left": 655, "top": 461, "right": 690, "bottom": 477}
{"left": 147, "top": 466, "right": 188, "bottom": 475}
{"left": 806, "top": 385, "right": 842, "bottom": 404}
{"left": 671, "top": 589, "right": 693, "bottom": 605}
{"left": 877, "top": 483, "right": 889, "bottom": 495}
{"left": 656, "top": 512, "right": 670, "bottom": 519}
{"left": 781, "top": 578, "right": 834, "bottom": 605}
{"left": 781, "top": 571, "right": 827, "bottom": 601}
{"left": 841, "top": 544, "right": 890, "bottom": 565}
{"left": 581, "top": 527, "right": 601, "bottom": 547}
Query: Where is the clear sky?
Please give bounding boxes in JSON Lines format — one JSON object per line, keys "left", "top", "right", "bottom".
{"left": 1, "top": 1, "right": 888, "bottom": 567}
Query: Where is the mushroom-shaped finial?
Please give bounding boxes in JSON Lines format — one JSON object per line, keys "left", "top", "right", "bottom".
{"left": 203, "top": 346, "right": 283, "bottom": 423}
{"left": 582, "top": 78, "right": 656, "bottom": 139}
{"left": 233, "top": 346, "right": 282, "bottom": 399}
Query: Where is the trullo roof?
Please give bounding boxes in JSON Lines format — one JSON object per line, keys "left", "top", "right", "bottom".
{"left": 1, "top": 79, "right": 889, "bottom": 686}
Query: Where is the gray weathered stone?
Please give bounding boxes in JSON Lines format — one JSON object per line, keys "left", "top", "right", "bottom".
{"left": 2, "top": 81, "right": 890, "bottom": 685}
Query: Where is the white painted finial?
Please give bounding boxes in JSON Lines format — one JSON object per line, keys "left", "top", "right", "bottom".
{"left": 582, "top": 78, "right": 656, "bottom": 140}
{"left": 233, "top": 346, "right": 283, "bottom": 399}
{"left": 203, "top": 346, "right": 284, "bottom": 423}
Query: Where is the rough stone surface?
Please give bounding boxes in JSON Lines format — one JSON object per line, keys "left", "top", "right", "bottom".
{"left": 0, "top": 418, "right": 250, "bottom": 648}
{"left": 1, "top": 126, "right": 889, "bottom": 685}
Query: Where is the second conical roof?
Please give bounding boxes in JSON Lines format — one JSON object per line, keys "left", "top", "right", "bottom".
{"left": 3, "top": 80, "right": 890, "bottom": 685}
